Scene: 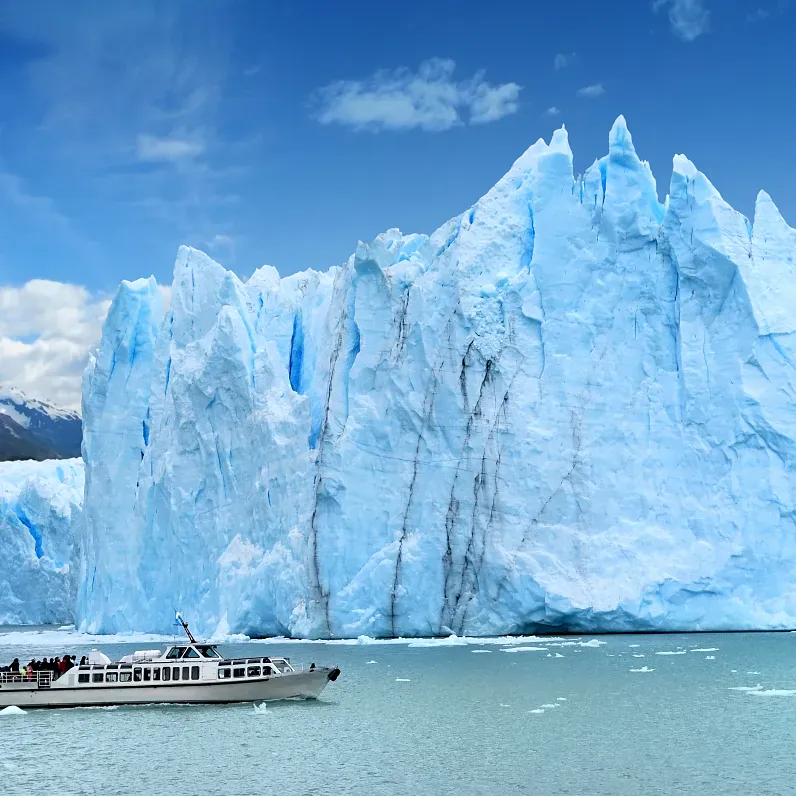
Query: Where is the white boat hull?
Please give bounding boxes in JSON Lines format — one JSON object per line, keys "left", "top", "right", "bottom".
{"left": 0, "top": 669, "right": 336, "bottom": 709}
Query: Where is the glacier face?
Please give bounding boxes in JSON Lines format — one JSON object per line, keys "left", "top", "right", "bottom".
{"left": 76, "top": 118, "right": 796, "bottom": 638}
{"left": 0, "top": 458, "right": 83, "bottom": 624}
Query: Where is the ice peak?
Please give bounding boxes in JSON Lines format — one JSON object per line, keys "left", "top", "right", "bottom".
{"left": 549, "top": 125, "right": 571, "bottom": 154}
{"left": 608, "top": 115, "right": 633, "bottom": 152}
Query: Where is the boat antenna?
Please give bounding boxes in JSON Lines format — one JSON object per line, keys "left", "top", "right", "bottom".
{"left": 174, "top": 611, "right": 197, "bottom": 644}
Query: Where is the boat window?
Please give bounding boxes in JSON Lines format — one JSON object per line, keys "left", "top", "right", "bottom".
{"left": 78, "top": 673, "right": 90, "bottom": 684}
{"left": 182, "top": 667, "right": 189, "bottom": 681}
{"left": 106, "top": 673, "right": 118, "bottom": 683}
{"left": 133, "top": 668, "right": 142, "bottom": 682}
{"left": 163, "top": 667, "right": 171, "bottom": 682}
{"left": 119, "top": 672, "right": 132, "bottom": 683}
{"left": 166, "top": 647, "right": 185, "bottom": 660}
{"left": 199, "top": 646, "right": 220, "bottom": 658}
{"left": 247, "top": 666, "right": 261, "bottom": 678}
{"left": 143, "top": 668, "right": 151, "bottom": 681}
{"left": 191, "top": 666, "right": 200, "bottom": 681}
{"left": 218, "top": 668, "right": 231, "bottom": 679}
{"left": 182, "top": 648, "right": 200, "bottom": 659}
{"left": 233, "top": 667, "right": 245, "bottom": 678}
{"left": 92, "top": 672, "right": 104, "bottom": 683}
{"left": 172, "top": 667, "right": 180, "bottom": 680}
{"left": 152, "top": 668, "right": 161, "bottom": 681}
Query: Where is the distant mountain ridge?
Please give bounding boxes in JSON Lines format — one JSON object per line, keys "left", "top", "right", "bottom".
{"left": 0, "top": 387, "right": 82, "bottom": 461}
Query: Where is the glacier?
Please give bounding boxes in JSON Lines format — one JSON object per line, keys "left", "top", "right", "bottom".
{"left": 0, "top": 458, "right": 83, "bottom": 624}
{"left": 11, "top": 115, "right": 793, "bottom": 638}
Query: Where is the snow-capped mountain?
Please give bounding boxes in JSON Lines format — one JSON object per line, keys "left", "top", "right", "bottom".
{"left": 0, "top": 387, "right": 82, "bottom": 461}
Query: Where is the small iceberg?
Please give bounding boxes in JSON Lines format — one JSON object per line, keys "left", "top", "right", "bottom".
{"left": 630, "top": 666, "right": 655, "bottom": 673}
{"left": 253, "top": 702, "right": 268, "bottom": 715}
{"left": 0, "top": 706, "right": 25, "bottom": 716}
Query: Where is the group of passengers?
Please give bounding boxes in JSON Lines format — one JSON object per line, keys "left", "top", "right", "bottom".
{"left": 1, "top": 654, "right": 85, "bottom": 681}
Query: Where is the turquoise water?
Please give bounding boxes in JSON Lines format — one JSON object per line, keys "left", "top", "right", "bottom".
{"left": 1, "top": 630, "right": 795, "bottom": 795}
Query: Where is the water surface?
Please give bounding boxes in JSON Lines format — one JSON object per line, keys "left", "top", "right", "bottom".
{"left": 1, "top": 630, "right": 794, "bottom": 795}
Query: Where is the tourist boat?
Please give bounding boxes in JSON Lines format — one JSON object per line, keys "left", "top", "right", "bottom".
{"left": 0, "top": 617, "right": 340, "bottom": 710}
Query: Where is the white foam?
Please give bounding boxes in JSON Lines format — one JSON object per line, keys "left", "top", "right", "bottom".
{"left": 630, "top": 666, "right": 654, "bottom": 673}
{"left": 0, "top": 706, "right": 25, "bottom": 715}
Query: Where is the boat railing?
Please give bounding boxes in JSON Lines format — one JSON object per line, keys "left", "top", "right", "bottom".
{"left": 0, "top": 671, "right": 54, "bottom": 688}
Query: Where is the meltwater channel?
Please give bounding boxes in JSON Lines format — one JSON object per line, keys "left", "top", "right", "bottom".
{"left": 1, "top": 630, "right": 795, "bottom": 796}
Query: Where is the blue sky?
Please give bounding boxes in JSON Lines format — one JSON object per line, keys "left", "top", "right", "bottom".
{"left": 0, "top": 0, "right": 794, "bottom": 406}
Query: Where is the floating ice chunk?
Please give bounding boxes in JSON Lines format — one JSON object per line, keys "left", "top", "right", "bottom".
{"left": 528, "top": 709, "right": 545, "bottom": 714}
{"left": 581, "top": 639, "right": 605, "bottom": 647}
{"left": 253, "top": 703, "right": 268, "bottom": 715}
{"left": 691, "top": 648, "right": 719, "bottom": 652}
{"left": 630, "top": 666, "right": 655, "bottom": 672}
{"left": 502, "top": 646, "right": 548, "bottom": 653}
{"left": 705, "top": 655, "right": 715, "bottom": 660}
{"left": 747, "top": 671, "right": 761, "bottom": 675}
{"left": 395, "top": 678, "right": 411, "bottom": 682}
{"left": 751, "top": 689, "right": 796, "bottom": 697}
{"left": 500, "top": 703, "right": 511, "bottom": 707}
{"left": 633, "top": 654, "right": 645, "bottom": 658}
{"left": 0, "top": 706, "right": 25, "bottom": 715}
{"left": 628, "top": 644, "right": 640, "bottom": 648}
{"left": 655, "top": 650, "right": 687, "bottom": 656}
{"left": 357, "top": 635, "right": 376, "bottom": 645}
{"left": 554, "top": 653, "right": 564, "bottom": 658}
{"left": 471, "top": 650, "right": 491, "bottom": 654}
{"left": 556, "top": 697, "right": 567, "bottom": 701}
{"left": 366, "top": 660, "right": 377, "bottom": 664}
{"left": 728, "top": 685, "right": 763, "bottom": 692}
{"left": 540, "top": 703, "right": 559, "bottom": 709}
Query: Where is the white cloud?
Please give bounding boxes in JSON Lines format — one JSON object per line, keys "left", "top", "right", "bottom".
{"left": 576, "top": 83, "right": 605, "bottom": 99}
{"left": 137, "top": 134, "right": 205, "bottom": 162}
{"left": 554, "top": 53, "right": 576, "bottom": 70}
{"left": 0, "top": 280, "right": 171, "bottom": 411}
{"left": 653, "top": 0, "right": 710, "bottom": 41}
{"left": 311, "top": 58, "right": 521, "bottom": 132}
{"left": 544, "top": 107, "right": 561, "bottom": 117}
{"left": 0, "top": 281, "right": 111, "bottom": 410}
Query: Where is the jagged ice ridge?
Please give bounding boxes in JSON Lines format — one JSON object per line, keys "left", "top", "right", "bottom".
{"left": 10, "top": 117, "right": 796, "bottom": 638}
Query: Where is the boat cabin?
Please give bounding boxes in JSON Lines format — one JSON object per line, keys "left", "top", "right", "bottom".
{"left": 60, "top": 644, "right": 296, "bottom": 688}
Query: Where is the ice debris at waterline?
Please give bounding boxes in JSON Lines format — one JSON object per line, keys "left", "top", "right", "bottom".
{"left": 0, "top": 459, "right": 83, "bottom": 624}
{"left": 3, "top": 116, "right": 796, "bottom": 638}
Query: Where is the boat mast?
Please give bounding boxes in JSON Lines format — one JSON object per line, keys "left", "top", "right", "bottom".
{"left": 175, "top": 611, "right": 197, "bottom": 644}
